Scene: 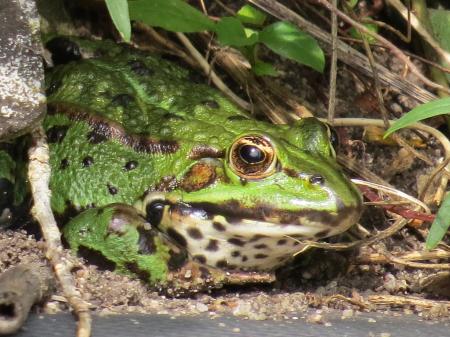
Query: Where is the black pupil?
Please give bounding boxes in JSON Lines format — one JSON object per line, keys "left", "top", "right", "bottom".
{"left": 239, "top": 145, "right": 265, "bottom": 164}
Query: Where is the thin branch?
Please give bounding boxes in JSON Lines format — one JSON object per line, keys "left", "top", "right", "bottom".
{"left": 28, "top": 126, "right": 92, "bottom": 337}
{"left": 327, "top": 0, "right": 338, "bottom": 123}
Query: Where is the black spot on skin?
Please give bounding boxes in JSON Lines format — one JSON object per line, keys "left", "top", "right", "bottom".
{"left": 227, "top": 264, "right": 237, "bottom": 270}
{"left": 145, "top": 201, "right": 166, "bottom": 226}
{"left": 187, "top": 227, "right": 203, "bottom": 240}
{"left": 60, "top": 158, "right": 69, "bottom": 169}
{"left": 163, "top": 112, "right": 185, "bottom": 121}
{"left": 107, "top": 184, "right": 118, "bottom": 195}
{"left": 87, "top": 130, "right": 107, "bottom": 144}
{"left": 216, "top": 260, "right": 228, "bottom": 268}
{"left": 201, "top": 100, "right": 220, "bottom": 109}
{"left": 231, "top": 250, "right": 240, "bottom": 257}
{"left": 46, "top": 37, "right": 81, "bottom": 65}
{"left": 293, "top": 241, "right": 300, "bottom": 246}
{"left": 128, "top": 60, "right": 154, "bottom": 76}
{"left": 137, "top": 227, "right": 156, "bottom": 254}
{"left": 254, "top": 244, "right": 268, "bottom": 249}
{"left": 124, "top": 262, "right": 151, "bottom": 281}
{"left": 242, "top": 255, "right": 248, "bottom": 262}
{"left": 212, "top": 221, "right": 226, "bottom": 232}
{"left": 168, "top": 249, "right": 188, "bottom": 271}
{"left": 206, "top": 239, "right": 219, "bottom": 252}
{"left": 167, "top": 228, "right": 187, "bottom": 248}
{"left": 227, "top": 115, "right": 250, "bottom": 121}
{"left": 249, "top": 234, "right": 267, "bottom": 243}
{"left": 255, "top": 253, "right": 268, "bottom": 259}
{"left": 193, "top": 255, "right": 207, "bottom": 264}
{"left": 46, "top": 126, "right": 69, "bottom": 143}
{"left": 111, "top": 94, "right": 134, "bottom": 107}
{"left": 0, "top": 178, "right": 13, "bottom": 209}
{"left": 277, "top": 239, "right": 287, "bottom": 245}
{"left": 228, "top": 238, "right": 245, "bottom": 247}
{"left": 124, "top": 160, "right": 138, "bottom": 171}
{"left": 82, "top": 156, "right": 94, "bottom": 167}
{"left": 77, "top": 245, "right": 116, "bottom": 271}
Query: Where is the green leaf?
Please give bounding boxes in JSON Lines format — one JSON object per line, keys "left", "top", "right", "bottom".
{"left": 105, "top": 0, "right": 131, "bottom": 42}
{"left": 259, "top": 22, "right": 325, "bottom": 72}
{"left": 237, "top": 5, "right": 266, "bottom": 26}
{"left": 426, "top": 192, "right": 450, "bottom": 249}
{"left": 384, "top": 97, "right": 450, "bottom": 137}
{"left": 129, "top": 0, "right": 214, "bottom": 33}
{"left": 216, "top": 17, "right": 258, "bottom": 47}
{"left": 252, "top": 60, "right": 277, "bottom": 76}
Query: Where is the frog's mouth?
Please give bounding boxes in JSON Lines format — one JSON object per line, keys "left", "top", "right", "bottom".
{"left": 151, "top": 200, "right": 361, "bottom": 271}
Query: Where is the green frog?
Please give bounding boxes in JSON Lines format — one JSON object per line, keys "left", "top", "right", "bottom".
{"left": 0, "top": 37, "right": 362, "bottom": 293}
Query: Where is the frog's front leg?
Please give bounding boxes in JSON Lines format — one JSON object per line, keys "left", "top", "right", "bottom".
{"left": 62, "top": 204, "right": 274, "bottom": 294}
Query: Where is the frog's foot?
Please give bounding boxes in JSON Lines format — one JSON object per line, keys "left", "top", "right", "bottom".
{"left": 164, "top": 261, "right": 276, "bottom": 296}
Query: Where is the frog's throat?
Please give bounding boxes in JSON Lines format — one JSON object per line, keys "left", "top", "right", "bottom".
{"left": 157, "top": 201, "right": 361, "bottom": 271}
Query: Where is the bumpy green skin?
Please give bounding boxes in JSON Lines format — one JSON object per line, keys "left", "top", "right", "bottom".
{"left": 2, "top": 37, "right": 363, "bottom": 291}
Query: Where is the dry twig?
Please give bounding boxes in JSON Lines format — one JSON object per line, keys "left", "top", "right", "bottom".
{"left": 28, "top": 126, "right": 92, "bottom": 337}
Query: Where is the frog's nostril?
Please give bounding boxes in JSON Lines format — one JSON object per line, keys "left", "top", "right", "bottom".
{"left": 309, "top": 174, "right": 325, "bottom": 185}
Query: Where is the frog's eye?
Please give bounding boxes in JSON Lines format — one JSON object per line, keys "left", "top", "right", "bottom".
{"left": 229, "top": 136, "right": 276, "bottom": 179}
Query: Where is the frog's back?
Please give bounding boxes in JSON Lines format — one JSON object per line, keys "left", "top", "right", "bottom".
{"left": 46, "top": 40, "right": 250, "bottom": 137}
{"left": 44, "top": 38, "right": 255, "bottom": 213}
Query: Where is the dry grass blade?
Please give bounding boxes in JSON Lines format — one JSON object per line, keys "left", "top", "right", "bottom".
{"left": 175, "top": 32, "right": 251, "bottom": 111}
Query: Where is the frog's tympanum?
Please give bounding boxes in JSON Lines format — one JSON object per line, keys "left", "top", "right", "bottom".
{"left": 0, "top": 37, "right": 362, "bottom": 293}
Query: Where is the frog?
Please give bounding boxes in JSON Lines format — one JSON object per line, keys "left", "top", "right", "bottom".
{"left": 0, "top": 37, "right": 362, "bottom": 293}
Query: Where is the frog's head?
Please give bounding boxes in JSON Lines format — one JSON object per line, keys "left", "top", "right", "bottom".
{"left": 139, "top": 118, "right": 362, "bottom": 271}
